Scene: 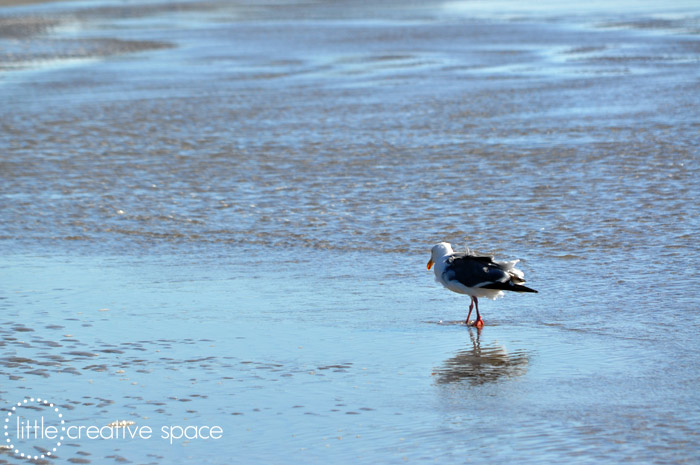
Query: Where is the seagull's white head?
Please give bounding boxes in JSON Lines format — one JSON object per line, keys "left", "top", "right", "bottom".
{"left": 427, "top": 242, "right": 454, "bottom": 270}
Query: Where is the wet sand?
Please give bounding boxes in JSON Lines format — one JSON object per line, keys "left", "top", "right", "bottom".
{"left": 1, "top": 0, "right": 699, "bottom": 463}
{"left": 0, "top": 0, "right": 67, "bottom": 6}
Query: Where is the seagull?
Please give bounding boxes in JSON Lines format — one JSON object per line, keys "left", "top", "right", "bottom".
{"left": 427, "top": 242, "right": 537, "bottom": 328}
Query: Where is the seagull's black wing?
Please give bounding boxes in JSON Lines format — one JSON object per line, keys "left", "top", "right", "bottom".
{"left": 444, "top": 253, "right": 537, "bottom": 293}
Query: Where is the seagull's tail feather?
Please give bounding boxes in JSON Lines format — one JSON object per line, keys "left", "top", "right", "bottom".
{"left": 513, "top": 284, "right": 537, "bottom": 293}
{"left": 482, "top": 281, "right": 538, "bottom": 293}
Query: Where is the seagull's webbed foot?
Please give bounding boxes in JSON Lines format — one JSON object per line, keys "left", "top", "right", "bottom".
{"left": 474, "top": 318, "right": 484, "bottom": 329}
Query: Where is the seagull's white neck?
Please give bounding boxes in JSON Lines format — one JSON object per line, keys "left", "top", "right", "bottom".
{"left": 431, "top": 242, "right": 454, "bottom": 259}
{"left": 430, "top": 242, "right": 454, "bottom": 278}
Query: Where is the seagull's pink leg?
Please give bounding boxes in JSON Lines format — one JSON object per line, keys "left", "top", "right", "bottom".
{"left": 474, "top": 296, "right": 484, "bottom": 328}
{"left": 465, "top": 297, "right": 474, "bottom": 325}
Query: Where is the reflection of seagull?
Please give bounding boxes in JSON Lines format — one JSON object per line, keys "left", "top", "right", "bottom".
{"left": 427, "top": 242, "right": 537, "bottom": 328}
{"left": 434, "top": 329, "right": 528, "bottom": 385}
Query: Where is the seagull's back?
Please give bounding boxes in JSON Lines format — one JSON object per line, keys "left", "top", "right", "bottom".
{"left": 432, "top": 244, "right": 537, "bottom": 299}
{"left": 446, "top": 253, "right": 510, "bottom": 288}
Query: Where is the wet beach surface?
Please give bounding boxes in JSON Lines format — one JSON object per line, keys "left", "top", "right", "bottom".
{"left": 1, "top": 0, "right": 700, "bottom": 463}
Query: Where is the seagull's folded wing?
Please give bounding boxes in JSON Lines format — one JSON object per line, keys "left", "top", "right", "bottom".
{"left": 445, "top": 255, "right": 510, "bottom": 288}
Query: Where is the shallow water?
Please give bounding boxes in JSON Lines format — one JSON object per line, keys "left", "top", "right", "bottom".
{"left": 1, "top": 0, "right": 699, "bottom": 463}
{"left": 2, "top": 250, "right": 699, "bottom": 464}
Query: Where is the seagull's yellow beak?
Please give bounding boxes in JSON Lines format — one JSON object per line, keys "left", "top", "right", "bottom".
{"left": 427, "top": 258, "right": 434, "bottom": 270}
